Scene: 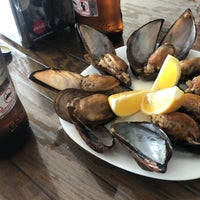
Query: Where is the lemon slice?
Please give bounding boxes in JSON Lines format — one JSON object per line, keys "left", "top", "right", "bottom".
{"left": 151, "top": 55, "right": 181, "bottom": 91}
{"left": 108, "top": 90, "right": 149, "bottom": 117}
{"left": 141, "top": 86, "right": 184, "bottom": 115}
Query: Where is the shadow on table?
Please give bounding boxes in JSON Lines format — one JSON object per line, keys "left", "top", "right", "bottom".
{"left": 60, "top": 128, "right": 200, "bottom": 200}
{"left": 9, "top": 128, "right": 60, "bottom": 200}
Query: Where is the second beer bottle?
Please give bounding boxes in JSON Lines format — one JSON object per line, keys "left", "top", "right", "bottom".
{"left": 72, "top": 0, "right": 123, "bottom": 43}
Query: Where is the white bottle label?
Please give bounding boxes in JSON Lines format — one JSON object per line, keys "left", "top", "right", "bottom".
{"left": 72, "top": 0, "right": 98, "bottom": 17}
{"left": 0, "top": 69, "right": 17, "bottom": 119}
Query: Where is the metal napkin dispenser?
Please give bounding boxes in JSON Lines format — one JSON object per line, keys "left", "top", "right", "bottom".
{"left": 9, "top": 0, "right": 75, "bottom": 48}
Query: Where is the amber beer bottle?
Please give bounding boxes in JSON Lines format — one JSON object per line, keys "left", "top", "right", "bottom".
{"left": 0, "top": 50, "right": 29, "bottom": 158}
{"left": 73, "top": 0, "right": 123, "bottom": 42}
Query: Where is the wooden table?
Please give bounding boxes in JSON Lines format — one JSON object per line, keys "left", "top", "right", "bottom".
{"left": 1, "top": 1, "right": 200, "bottom": 199}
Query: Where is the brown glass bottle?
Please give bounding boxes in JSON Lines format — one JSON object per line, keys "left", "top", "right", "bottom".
{"left": 73, "top": 0, "right": 123, "bottom": 42}
{"left": 0, "top": 51, "right": 29, "bottom": 158}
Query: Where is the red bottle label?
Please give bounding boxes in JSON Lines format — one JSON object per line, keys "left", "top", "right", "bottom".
{"left": 73, "top": 0, "right": 98, "bottom": 17}
{"left": 0, "top": 79, "right": 17, "bottom": 119}
{"left": 33, "top": 20, "right": 46, "bottom": 35}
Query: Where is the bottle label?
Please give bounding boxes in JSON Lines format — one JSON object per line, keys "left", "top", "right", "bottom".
{"left": 72, "top": 0, "right": 98, "bottom": 17}
{"left": 0, "top": 69, "right": 17, "bottom": 119}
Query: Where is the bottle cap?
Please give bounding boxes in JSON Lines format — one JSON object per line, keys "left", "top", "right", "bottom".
{"left": 0, "top": 46, "right": 11, "bottom": 56}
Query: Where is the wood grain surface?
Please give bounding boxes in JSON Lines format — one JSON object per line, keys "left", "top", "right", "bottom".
{"left": 0, "top": 1, "right": 200, "bottom": 199}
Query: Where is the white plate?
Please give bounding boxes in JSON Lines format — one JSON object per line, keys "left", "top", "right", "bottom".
{"left": 60, "top": 46, "right": 200, "bottom": 181}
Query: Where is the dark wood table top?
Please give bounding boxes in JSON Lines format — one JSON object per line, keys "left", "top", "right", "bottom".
{"left": 1, "top": 1, "right": 200, "bottom": 199}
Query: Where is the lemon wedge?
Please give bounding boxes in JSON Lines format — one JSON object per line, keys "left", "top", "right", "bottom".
{"left": 141, "top": 86, "right": 184, "bottom": 115}
{"left": 108, "top": 90, "right": 149, "bottom": 117}
{"left": 151, "top": 55, "right": 181, "bottom": 91}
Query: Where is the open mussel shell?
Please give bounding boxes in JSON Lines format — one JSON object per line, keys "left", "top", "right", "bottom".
{"left": 127, "top": 19, "right": 164, "bottom": 76}
{"left": 54, "top": 88, "right": 115, "bottom": 153}
{"left": 77, "top": 24, "right": 116, "bottom": 63}
{"left": 111, "top": 122, "right": 173, "bottom": 173}
{"left": 68, "top": 107, "right": 115, "bottom": 153}
{"left": 160, "top": 8, "right": 197, "bottom": 60}
{"left": 29, "top": 68, "right": 82, "bottom": 90}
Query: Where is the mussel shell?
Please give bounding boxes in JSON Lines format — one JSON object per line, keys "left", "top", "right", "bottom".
{"left": 77, "top": 24, "right": 116, "bottom": 64}
{"left": 160, "top": 8, "right": 197, "bottom": 60}
{"left": 126, "top": 19, "right": 164, "bottom": 76}
{"left": 68, "top": 107, "right": 115, "bottom": 153}
{"left": 55, "top": 88, "right": 115, "bottom": 153}
{"left": 138, "top": 71, "right": 158, "bottom": 81}
{"left": 29, "top": 68, "right": 82, "bottom": 90}
{"left": 54, "top": 88, "right": 93, "bottom": 123}
{"left": 111, "top": 122, "right": 173, "bottom": 173}
{"left": 30, "top": 68, "right": 58, "bottom": 90}
{"left": 173, "top": 140, "right": 200, "bottom": 154}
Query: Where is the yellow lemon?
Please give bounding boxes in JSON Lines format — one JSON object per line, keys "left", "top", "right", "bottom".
{"left": 108, "top": 90, "right": 149, "bottom": 117}
{"left": 141, "top": 86, "right": 184, "bottom": 115}
{"left": 151, "top": 55, "right": 181, "bottom": 91}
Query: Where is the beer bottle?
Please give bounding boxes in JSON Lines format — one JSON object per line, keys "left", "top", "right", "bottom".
{"left": 0, "top": 50, "right": 29, "bottom": 158}
{"left": 72, "top": 0, "right": 123, "bottom": 43}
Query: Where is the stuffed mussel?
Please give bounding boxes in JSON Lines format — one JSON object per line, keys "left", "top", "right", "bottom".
{"left": 77, "top": 24, "right": 132, "bottom": 87}
{"left": 30, "top": 68, "right": 130, "bottom": 94}
{"left": 151, "top": 94, "right": 200, "bottom": 154}
{"left": 127, "top": 19, "right": 164, "bottom": 80}
{"left": 127, "top": 8, "right": 197, "bottom": 80}
{"left": 54, "top": 88, "right": 115, "bottom": 153}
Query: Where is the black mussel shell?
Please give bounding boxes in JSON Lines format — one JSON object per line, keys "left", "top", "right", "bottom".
{"left": 160, "top": 8, "right": 197, "bottom": 60}
{"left": 77, "top": 24, "right": 116, "bottom": 64}
{"left": 173, "top": 141, "right": 200, "bottom": 154}
{"left": 68, "top": 107, "right": 115, "bottom": 153}
{"left": 111, "top": 122, "right": 173, "bottom": 173}
{"left": 138, "top": 71, "right": 158, "bottom": 81}
{"left": 127, "top": 19, "right": 164, "bottom": 76}
{"left": 54, "top": 88, "right": 93, "bottom": 123}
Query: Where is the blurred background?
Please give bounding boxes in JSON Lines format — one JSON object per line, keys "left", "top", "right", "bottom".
{"left": 0, "top": 0, "right": 200, "bottom": 48}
